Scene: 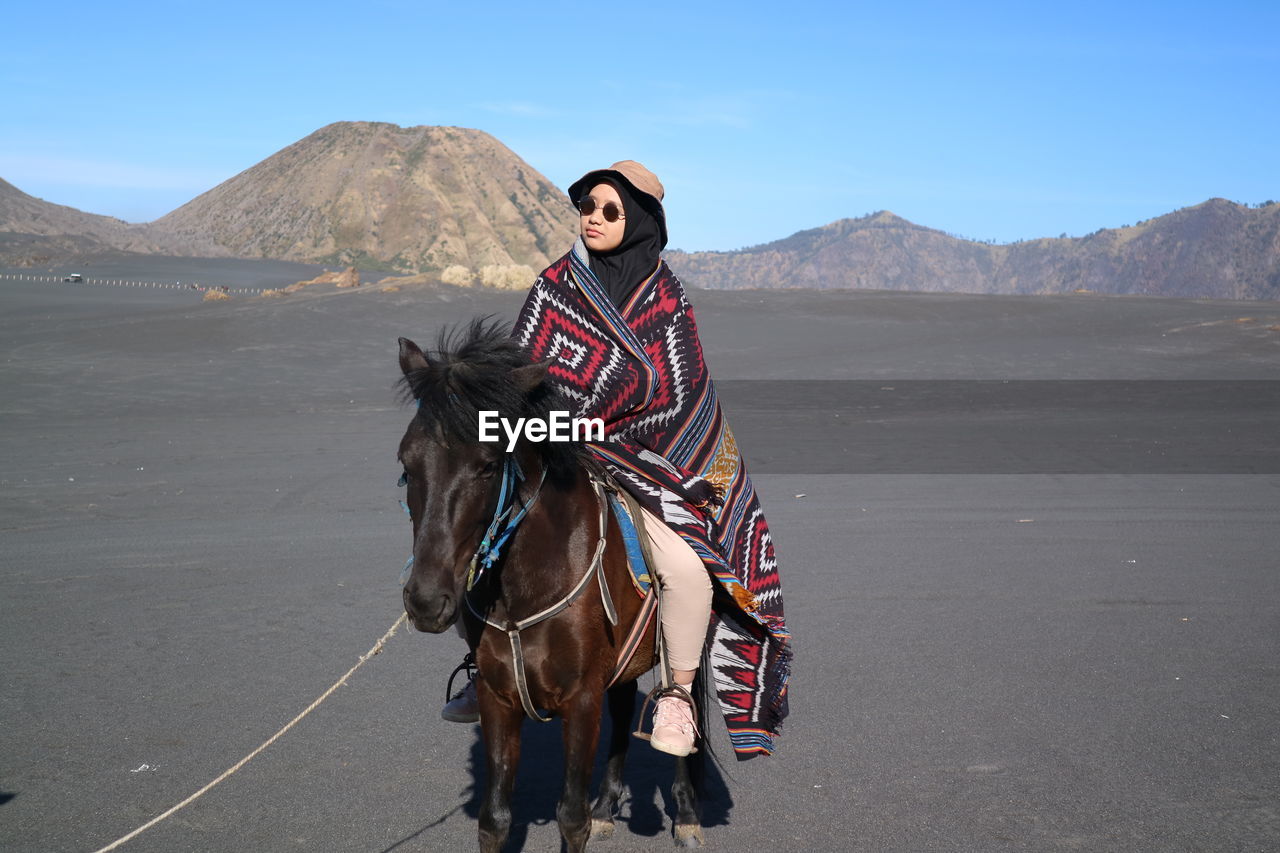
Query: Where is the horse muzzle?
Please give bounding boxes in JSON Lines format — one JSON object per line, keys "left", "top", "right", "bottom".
{"left": 402, "top": 583, "right": 458, "bottom": 633}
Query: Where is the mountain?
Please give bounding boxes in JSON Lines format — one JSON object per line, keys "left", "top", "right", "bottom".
{"left": 3, "top": 123, "right": 1277, "bottom": 299}
{"left": 146, "top": 122, "right": 576, "bottom": 272}
{"left": 668, "top": 211, "right": 991, "bottom": 292}
{"left": 667, "top": 200, "right": 1280, "bottom": 300}
{"left": 0, "top": 177, "right": 165, "bottom": 260}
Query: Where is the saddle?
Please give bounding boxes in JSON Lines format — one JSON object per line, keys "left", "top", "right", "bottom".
{"left": 603, "top": 487, "right": 658, "bottom": 688}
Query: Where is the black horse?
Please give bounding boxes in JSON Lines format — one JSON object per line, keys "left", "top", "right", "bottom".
{"left": 397, "top": 319, "right": 708, "bottom": 851}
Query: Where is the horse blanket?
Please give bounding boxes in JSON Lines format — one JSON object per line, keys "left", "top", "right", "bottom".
{"left": 512, "top": 239, "right": 791, "bottom": 758}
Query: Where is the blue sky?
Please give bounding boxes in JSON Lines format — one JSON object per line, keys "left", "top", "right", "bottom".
{"left": 3, "top": 0, "right": 1277, "bottom": 252}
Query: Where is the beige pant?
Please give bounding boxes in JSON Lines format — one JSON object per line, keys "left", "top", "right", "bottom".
{"left": 640, "top": 507, "right": 714, "bottom": 672}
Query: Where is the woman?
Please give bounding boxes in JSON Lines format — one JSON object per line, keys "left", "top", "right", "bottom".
{"left": 445, "top": 161, "right": 791, "bottom": 759}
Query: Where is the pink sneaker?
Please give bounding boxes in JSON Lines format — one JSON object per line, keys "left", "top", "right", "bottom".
{"left": 650, "top": 690, "right": 697, "bottom": 756}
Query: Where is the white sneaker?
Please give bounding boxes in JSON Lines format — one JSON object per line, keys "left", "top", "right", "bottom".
{"left": 441, "top": 677, "right": 479, "bottom": 723}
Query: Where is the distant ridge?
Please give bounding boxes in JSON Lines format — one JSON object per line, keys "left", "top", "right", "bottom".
{"left": 147, "top": 122, "right": 577, "bottom": 272}
{"left": 2, "top": 124, "right": 1278, "bottom": 299}
{"left": 666, "top": 201, "right": 1280, "bottom": 300}
{"left": 0, "top": 177, "right": 165, "bottom": 260}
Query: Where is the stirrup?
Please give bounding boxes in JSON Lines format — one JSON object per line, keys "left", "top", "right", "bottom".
{"left": 445, "top": 652, "right": 476, "bottom": 702}
{"left": 633, "top": 683, "right": 699, "bottom": 753}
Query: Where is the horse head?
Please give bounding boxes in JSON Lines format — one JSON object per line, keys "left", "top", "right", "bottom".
{"left": 395, "top": 320, "right": 559, "bottom": 633}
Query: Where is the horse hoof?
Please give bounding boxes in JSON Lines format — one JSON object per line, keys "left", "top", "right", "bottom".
{"left": 591, "top": 818, "right": 616, "bottom": 839}
{"left": 673, "top": 824, "right": 704, "bottom": 847}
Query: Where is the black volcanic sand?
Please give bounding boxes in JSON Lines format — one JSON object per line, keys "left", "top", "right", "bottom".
{"left": 2, "top": 269, "right": 1279, "bottom": 852}
{"left": 7, "top": 253, "right": 334, "bottom": 290}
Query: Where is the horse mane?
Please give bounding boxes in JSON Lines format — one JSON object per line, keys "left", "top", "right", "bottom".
{"left": 398, "top": 317, "right": 598, "bottom": 481}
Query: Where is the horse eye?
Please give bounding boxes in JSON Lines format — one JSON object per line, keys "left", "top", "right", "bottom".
{"left": 478, "top": 460, "right": 499, "bottom": 478}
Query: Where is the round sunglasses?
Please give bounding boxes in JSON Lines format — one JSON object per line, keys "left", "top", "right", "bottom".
{"left": 575, "top": 197, "right": 625, "bottom": 222}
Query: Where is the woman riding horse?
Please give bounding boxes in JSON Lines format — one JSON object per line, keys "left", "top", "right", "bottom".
{"left": 442, "top": 161, "right": 792, "bottom": 760}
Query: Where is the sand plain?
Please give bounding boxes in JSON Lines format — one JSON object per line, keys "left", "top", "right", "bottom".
{"left": 2, "top": 264, "right": 1278, "bottom": 852}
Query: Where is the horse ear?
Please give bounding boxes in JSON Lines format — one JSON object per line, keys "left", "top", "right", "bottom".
{"left": 398, "top": 337, "right": 430, "bottom": 377}
{"left": 510, "top": 358, "right": 554, "bottom": 393}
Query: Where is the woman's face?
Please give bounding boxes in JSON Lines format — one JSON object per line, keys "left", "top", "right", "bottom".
{"left": 580, "top": 182, "right": 625, "bottom": 252}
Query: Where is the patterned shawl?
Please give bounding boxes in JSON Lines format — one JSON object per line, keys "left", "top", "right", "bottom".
{"left": 512, "top": 239, "right": 791, "bottom": 758}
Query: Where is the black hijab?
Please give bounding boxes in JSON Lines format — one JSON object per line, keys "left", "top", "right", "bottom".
{"left": 583, "top": 178, "right": 665, "bottom": 308}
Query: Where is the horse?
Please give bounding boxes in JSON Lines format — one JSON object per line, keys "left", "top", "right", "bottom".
{"left": 396, "top": 319, "right": 708, "bottom": 851}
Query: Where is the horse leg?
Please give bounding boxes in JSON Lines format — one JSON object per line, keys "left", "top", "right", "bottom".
{"left": 671, "top": 749, "right": 705, "bottom": 848}
{"left": 672, "top": 656, "right": 713, "bottom": 847}
{"left": 477, "top": 686, "right": 522, "bottom": 853}
{"left": 558, "top": 690, "right": 604, "bottom": 853}
{"left": 590, "top": 680, "right": 638, "bottom": 838}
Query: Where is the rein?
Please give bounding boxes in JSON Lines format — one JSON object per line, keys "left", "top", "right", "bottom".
{"left": 466, "top": 455, "right": 547, "bottom": 591}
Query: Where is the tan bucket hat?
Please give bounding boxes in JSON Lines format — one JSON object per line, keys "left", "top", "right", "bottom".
{"left": 567, "top": 160, "right": 667, "bottom": 246}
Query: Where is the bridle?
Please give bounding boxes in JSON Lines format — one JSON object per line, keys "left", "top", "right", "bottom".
{"left": 396, "top": 452, "right": 546, "bottom": 586}
{"left": 464, "top": 454, "right": 547, "bottom": 591}
{"left": 399, "top": 450, "right": 618, "bottom": 723}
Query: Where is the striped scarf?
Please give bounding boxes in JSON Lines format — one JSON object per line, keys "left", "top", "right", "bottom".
{"left": 512, "top": 239, "right": 791, "bottom": 758}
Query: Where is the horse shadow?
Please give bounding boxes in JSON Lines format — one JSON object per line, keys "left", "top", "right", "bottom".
{"left": 381, "top": 694, "right": 733, "bottom": 852}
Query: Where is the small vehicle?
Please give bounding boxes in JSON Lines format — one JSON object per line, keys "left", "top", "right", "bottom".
{"left": 62, "top": 273, "right": 84, "bottom": 282}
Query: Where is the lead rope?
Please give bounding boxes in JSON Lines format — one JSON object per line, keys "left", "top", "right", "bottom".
{"left": 90, "top": 613, "right": 408, "bottom": 853}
